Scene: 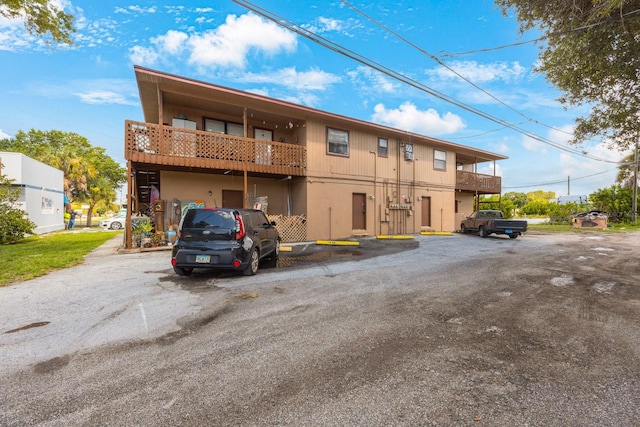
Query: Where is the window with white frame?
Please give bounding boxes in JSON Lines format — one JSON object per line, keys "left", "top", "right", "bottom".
{"left": 378, "top": 138, "right": 388, "bottom": 157}
{"left": 327, "top": 128, "right": 349, "bottom": 156}
{"left": 434, "top": 149, "right": 447, "bottom": 170}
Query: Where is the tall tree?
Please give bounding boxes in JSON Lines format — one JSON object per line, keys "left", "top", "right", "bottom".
{"left": 616, "top": 152, "right": 639, "bottom": 189}
{"left": 0, "top": 0, "right": 75, "bottom": 45}
{"left": 495, "top": 0, "right": 640, "bottom": 151}
{"left": 0, "top": 129, "right": 126, "bottom": 225}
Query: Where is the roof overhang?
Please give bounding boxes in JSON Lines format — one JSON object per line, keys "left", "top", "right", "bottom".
{"left": 134, "top": 66, "right": 507, "bottom": 165}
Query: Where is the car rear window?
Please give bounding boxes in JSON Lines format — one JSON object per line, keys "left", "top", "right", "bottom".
{"left": 182, "top": 209, "right": 236, "bottom": 229}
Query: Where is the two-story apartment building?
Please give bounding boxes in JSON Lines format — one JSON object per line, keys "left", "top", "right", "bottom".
{"left": 123, "top": 66, "right": 505, "bottom": 247}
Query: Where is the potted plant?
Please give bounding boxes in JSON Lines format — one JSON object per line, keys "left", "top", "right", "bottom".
{"left": 132, "top": 220, "right": 153, "bottom": 248}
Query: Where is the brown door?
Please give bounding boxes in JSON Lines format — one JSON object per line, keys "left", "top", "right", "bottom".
{"left": 352, "top": 193, "right": 366, "bottom": 230}
{"left": 222, "top": 190, "right": 244, "bottom": 208}
{"left": 421, "top": 196, "right": 431, "bottom": 227}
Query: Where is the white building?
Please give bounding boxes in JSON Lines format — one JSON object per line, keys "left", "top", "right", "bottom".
{"left": 0, "top": 152, "right": 65, "bottom": 234}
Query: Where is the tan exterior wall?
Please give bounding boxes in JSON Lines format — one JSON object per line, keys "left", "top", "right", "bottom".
{"left": 159, "top": 170, "right": 291, "bottom": 215}
{"left": 454, "top": 193, "right": 476, "bottom": 231}
{"left": 302, "top": 120, "right": 460, "bottom": 240}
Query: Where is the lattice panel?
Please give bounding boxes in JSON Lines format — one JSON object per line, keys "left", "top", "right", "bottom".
{"left": 268, "top": 214, "right": 307, "bottom": 243}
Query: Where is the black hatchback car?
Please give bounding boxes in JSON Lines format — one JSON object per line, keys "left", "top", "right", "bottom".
{"left": 171, "top": 208, "right": 280, "bottom": 276}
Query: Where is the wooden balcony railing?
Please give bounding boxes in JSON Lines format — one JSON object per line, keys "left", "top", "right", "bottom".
{"left": 124, "top": 120, "right": 306, "bottom": 176}
{"left": 456, "top": 170, "right": 501, "bottom": 194}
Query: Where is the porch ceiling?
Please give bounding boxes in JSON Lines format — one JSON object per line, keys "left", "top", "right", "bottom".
{"left": 136, "top": 68, "right": 307, "bottom": 128}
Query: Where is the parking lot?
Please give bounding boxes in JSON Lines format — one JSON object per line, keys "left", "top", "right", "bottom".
{"left": 2, "top": 231, "right": 639, "bottom": 426}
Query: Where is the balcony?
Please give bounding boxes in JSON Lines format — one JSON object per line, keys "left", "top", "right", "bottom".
{"left": 456, "top": 170, "right": 501, "bottom": 194}
{"left": 124, "top": 120, "right": 307, "bottom": 176}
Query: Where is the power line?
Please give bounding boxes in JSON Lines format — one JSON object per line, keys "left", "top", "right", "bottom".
{"left": 340, "top": 0, "right": 613, "bottom": 144}
{"left": 233, "top": 0, "right": 617, "bottom": 164}
{"left": 443, "top": 7, "right": 640, "bottom": 58}
{"left": 503, "top": 168, "right": 617, "bottom": 189}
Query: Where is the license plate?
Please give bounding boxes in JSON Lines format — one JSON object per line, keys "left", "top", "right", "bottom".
{"left": 505, "top": 229, "right": 512, "bottom": 234}
{"left": 195, "top": 254, "right": 211, "bottom": 263}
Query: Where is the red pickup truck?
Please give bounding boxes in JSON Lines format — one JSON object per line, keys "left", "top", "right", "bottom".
{"left": 460, "top": 210, "right": 528, "bottom": 239}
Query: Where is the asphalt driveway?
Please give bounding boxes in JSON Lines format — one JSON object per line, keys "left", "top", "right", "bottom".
{"left": 2, "top": 231, "right": 639, "bottom": 426}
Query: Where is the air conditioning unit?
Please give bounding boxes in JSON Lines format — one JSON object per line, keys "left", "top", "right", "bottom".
{"left": 404, "top": 143, "right": 414, "bottom": 161}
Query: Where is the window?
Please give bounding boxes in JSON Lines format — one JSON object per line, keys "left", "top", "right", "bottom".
{"left": 204, "top": 118, "right": 244, "bottom": 136}
{"left": 378, "top": 138, "right": 388, "bottom": 157}
{"left": 327, "top": 128, "right": 349, "bottom": 156}
{"left": 434, "top": 149, "right": 447, "bottom": 170}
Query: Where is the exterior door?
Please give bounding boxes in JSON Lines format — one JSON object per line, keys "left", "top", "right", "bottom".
{"left": 352, "top": 193, "right": 366, "bottom": 230}
{"left": 222, "top": 190, "right": 243, "bottom": 208}
{"left": 421, "top": 196, "right": 431, "bottom": 227}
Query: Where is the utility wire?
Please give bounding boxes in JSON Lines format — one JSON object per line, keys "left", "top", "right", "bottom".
{"left": 443, "top": 7, "right": 640, "bottom": 58}
{"left": 233, "top": 0, "right": 617, "bottom": 164}
{"left": 340, "top": 0, "right": 617, "bottom": 144}
{"left": 503, "top": 168, "right": 617, "bottom": 189}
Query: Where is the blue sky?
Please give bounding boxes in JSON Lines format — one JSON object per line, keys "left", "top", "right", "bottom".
{"left": 0, "top": 0, "right": 628, "bottom": 198}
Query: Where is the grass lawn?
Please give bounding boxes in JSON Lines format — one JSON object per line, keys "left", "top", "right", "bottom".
{"left": 0, "top": 230, "right": 121, "bottom": 287}
{"left": 527, "top": 222, "right": 640, "bottom": 233}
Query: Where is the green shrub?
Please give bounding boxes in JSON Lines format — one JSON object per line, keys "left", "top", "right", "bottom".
{"left": 0, "top": 173, "right": 36, "bottom": 244}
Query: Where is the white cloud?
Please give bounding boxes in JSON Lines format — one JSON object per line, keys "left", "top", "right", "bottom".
{"left": 238, "top": 67, "right": 341, "bottom": 91}
{"left": 522, "top": 124, "right": 575, "bottom": 154}
{"left": 427, "top": 60, "right": 527, "bottom": 83}
{"left": 128, "top": 45, "right": 159, "bottom": 66}
{"left": 371, "top": 102, "right": 466, "bottom": 135}
{"left": 114, "top": 5, "right": 157, "bottom": 15}
{"left": 556, "top": 142, "right": 627, "bottom": 196}
{"left": 0, "top": 129, "right": 10, "bottom": 139}
{"left": 74, "top": 90, "right": 137, "bottom": 106}
{"left": 522, "top": 135, "right": 548, "bottom": 154}
{"left": 151, "top": 30, "right": 188, "bottom": 55}
{"left": 302, "top": 16, "right": 361, "bottom": 35}
{"left": 26, "top": 79, "right": 138, "bottom": 106}
{"left": 187, "top": 13, "right": 297, "bottom": 69}
{"left": 128, "top": 13, "right": 297, "bottom": 70}
{"left": 348, "top": 66, "right": 399, "bottom": 94}
{"left": 478, "top": 162, "right": 503, "bottom": 177}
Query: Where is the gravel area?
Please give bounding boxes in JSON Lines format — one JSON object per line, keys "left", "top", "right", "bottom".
{"left": 1, "top": 231, "right": 639, "bottom": 426}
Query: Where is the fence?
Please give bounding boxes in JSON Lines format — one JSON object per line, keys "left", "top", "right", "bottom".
{"left": 268, "top": 214, "right": 307, "bottom": 243}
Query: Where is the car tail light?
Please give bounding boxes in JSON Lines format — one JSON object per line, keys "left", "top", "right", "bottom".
{"left": 232, "top": 259, "right": 241, "bottom": 268}
{"left": 235, "top": 213, "right": 245, "bottom": 240}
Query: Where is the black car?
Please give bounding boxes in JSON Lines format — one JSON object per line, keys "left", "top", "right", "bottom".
{"left": 171, "top": 208, "right": 280, "bottom": 276}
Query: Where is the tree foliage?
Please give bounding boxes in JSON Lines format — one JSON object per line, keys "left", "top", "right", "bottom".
{"left": 589, "top": 184, "right": 635, "bottom": 220}
{"left": 495, "top": 0, "right": 640, "bottom": 151}
{"left": 0, "top": 168, "right": 36, "bottom": 244}
{"left": 0, "top": 0, "right": 75, "bottom": 45}
{"left": 616, "top": 152, "right": 639, "bottom": 189}
{"left": 503, "top": 191, "right": 528, "bottom": 208}
{"left": 0, "top": 129, "right": 126, "bottom": 226}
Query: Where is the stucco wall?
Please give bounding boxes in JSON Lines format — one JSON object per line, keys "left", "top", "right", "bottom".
{"left": 158, "top": 169, "right": 293, "bottom": 214}
{"left": 0, "top": 152, "right": 65, "bottom": 234}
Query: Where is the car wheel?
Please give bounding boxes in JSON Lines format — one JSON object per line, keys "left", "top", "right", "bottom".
{"left": 243, "top": 248, "right": 259, "bottom": 276}
{"left": 173, "top": 266, "right": 193, "bottom": 277}
{"left": 460, "top": 224, "right": 467, "bottom": 233}
{"left": 509, "top": 233, "right": 518, "bottom": 239}
{"left": 110, "top": 221, "right": 123, "bottom": 230}
{"left": 479, "top": 226, "right": 488, "bottom": 238}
